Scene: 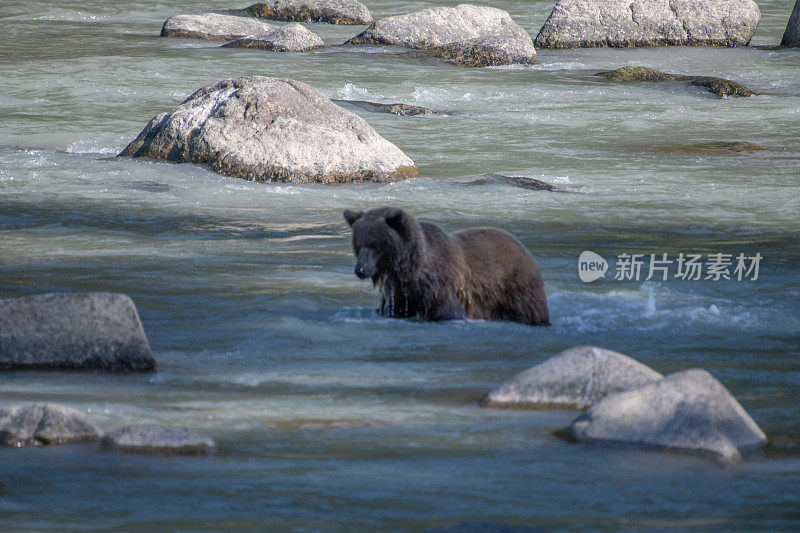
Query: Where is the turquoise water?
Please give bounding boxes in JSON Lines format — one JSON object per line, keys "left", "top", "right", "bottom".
{"left": 1, "top": 0, "right": 799, "bottom": 530}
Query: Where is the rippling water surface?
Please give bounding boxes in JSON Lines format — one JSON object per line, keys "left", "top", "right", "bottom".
{"left": 1, "top": 0, "right": 799, "bottom": 530}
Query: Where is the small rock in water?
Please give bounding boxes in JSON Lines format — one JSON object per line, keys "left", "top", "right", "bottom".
{"left": 557, "top": 369, "right": 767, "bottom": 463}
{"left": 640, "top": 141, "right": 766, "bottom": 155}
{"left": 221, "top": 23, "right": 325, "bottom": 52}
{"left": 412, "top": 35, "right": 537, "bottom": 67}
{"left": 161, "top": 12, "right": 281, "bottom": 42}
{"left": 482, "top": 346, "right": 663, "bottom": 410}
{"left": 102, "top": 425, "right": 216, "bottom": 455}
{"left": 475, "top": 174, "right": 558, "bottom": 191}
{"left": 0, "top": 404, "right": 102, "bottom": 447}
{"left": 781, "top": 0, "right": 800, "bottom": 47}
{"left": 245, "top": 0, "right": 373, "bottom": 25}
{"left": 535, "top": 0, "right": 760, "bottom": 48}
{"left": 0, "top": 292, "right": 156, "bottom": 372}
{"left": 333, "top": 100, "right": 435, "bottom": 116}
{"left": 597, "top": 66, "right": 756, "bottom": 98}
{"left": 130, "top": 180, "right": 174, "bottom": 193}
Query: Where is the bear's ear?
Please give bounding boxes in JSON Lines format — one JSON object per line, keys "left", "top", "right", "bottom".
{"left": 384, "top": 208, "right": 409, "bottom": 238}
{"left": 343, "top": 210, "right": 364, "bottom": 227}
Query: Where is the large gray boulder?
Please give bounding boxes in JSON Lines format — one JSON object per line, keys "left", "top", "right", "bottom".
{"left": 0, "top": 404, "right": 102, "bottom": 447}
{"left": 119, "top": 77, "right": 419, "bottom": 184}
{"left": 161, "top": 12, "right": 282, "bottom": 41}
{"left": 0, "top": 292, "right": 156, "bottom": 372}
{"left": 102, "top": 425, "right": 216, "bottom": 455}
{"left": 782, "top": 0, "right": 800, "bottom": 47}
{"left": 221, "top": 22, "right": 325, "bottom": 51}
{"left": 245, "top": 0, "right": 373, "bottom": 25}
{"left": 558, "top": 369, "right": 767, "bottom": 463}
{"left": 482, "top": 346, "right": 662, "bottom": 410}
{"left": 534, "top": 0, "right": 760, "bottom": 49}
{"left": 346, "top": 4, "right": 531, "bottom": 48}
{"left": 414, "top": 35, "right": 537, "bottom": 67}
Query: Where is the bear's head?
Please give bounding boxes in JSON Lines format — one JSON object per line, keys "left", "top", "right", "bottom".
{"left": 343, "top": 207, "right": 418, "bottom": 284}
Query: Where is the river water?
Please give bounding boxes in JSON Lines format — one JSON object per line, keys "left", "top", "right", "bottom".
{"left": 1, "top": 0, "right": 799, "bottom": 530}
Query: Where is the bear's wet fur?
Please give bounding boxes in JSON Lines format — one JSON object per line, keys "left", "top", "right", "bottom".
{"left": 344, "top": 207, "right": 549, "bottom": 326}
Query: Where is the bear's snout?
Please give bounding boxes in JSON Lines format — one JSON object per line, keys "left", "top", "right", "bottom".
{"left": 354, "top": 248, "right": 377, "bottom": 279}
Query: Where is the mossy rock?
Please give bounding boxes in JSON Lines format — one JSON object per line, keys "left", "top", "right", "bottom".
{"left": 333, "top": 100, "right": 435, "bottom": 116}
{"left": 413, "top": 36, "right": 537, "bottom": 68}
{"left": 597, "top": 66, "right": 756, "bottom": 98}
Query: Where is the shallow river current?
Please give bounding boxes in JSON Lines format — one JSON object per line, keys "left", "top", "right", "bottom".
{"left": 1, "top": 0, "right": 799, "bottom": 530}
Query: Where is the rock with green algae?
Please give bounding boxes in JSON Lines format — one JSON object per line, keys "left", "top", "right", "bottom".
{"left": 412, "top": 35, "right": 537, "bottom": 67}
{"left": 220, "top": 22, "right": 325, "bottom": 51}
{"left": 334, "top": 100, "right": 435, "bottom": 116}
{"left": 245, "top": 0, "right": 372, "bottom": 25}
{"left": 597, "top": 66, "right": 756, "bottom": 98}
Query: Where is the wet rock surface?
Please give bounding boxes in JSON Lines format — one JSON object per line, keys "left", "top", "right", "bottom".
{"left": 221, "top": 22, "right": 325, "bottom": 51}
{"left": 474, "top": 174, "right": 558, "bottom": 191}
{"left": 413, "top": 35, "right": 537, "bottom": 67}
{"left": 161, "top": 11, "right": 280, "bottom": 41}
{"left": 0, "top": 292, "right": 156, "bottom": 372}
{"left": 245, "top": 0, "right": 372, "bottom": 25}
{"left": 597, "top": 66, "right": 756, "bottom": 98}
{"left": 119, "top": 76, "right": 419, "bottom": 184}
{"left": 782, "top": 0, "right": 800, "bottom": 47}
{"left": 482, "top": 346, "right": 663, "bottom": 409}
{"left": 557, "top": 369, "right": 768, "bottom": 463}
{"left": 102, "top": 424, "right": 216, "bottom": 455}
{"left": 333, "top": 100, "right": 435, "bottom": 116}
{"left": 535, "top": 0, "right": 761, "bottom": 49}
{"left": 0, "top": 404, "right": 102, "bottom": 447}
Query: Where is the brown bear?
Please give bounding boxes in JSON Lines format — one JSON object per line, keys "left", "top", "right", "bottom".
{"left": 343, "top": 207, "right": 549, "bottom": 326}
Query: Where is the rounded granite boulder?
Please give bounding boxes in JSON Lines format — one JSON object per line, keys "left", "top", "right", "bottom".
{"left": 161, "top": 12, "right": 283, "bottom": 41}
{"left": 0, "top": 404, "right": 102, "bottom": 447}
{"left": 346, "top": 4, "right": 531, "bottom": 48}
{"left": 534, "top": 0, "right": 761, "bottom": 49}
{"left": 102, "top": 425, "right": 216, "bottom": 455}
{"left": 221, "top": 22, "right": 325, "bottom": 51}
{"left": 0, "top": 292, "right": 156, "bottom": 372}
{"left": 482, "top": 346, "right": 663, "bottom": 410}
{"left": 557, "top": 369, "right": 768, "bottom": 463}
{"left": 119, "top": 77, "right": 419, "bottom": 184}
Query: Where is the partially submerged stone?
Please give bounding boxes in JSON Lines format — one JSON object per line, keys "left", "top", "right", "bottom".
{"left": 475, "top": 174, "right": 558, "bottom": 191}
{"left": 346, "top": 5, "right": 531, "bottom": 49}
{"left": 334, "top": 100, "right": 435, "bottom": 116}
{"left": 557, "top": 369, "right": 767, "bottom": 463}
{"left": 597, "top": 66, "right": 756, "bottom": 98}
{"left": 0, "top": 404, "right": 102, "bottom": 447}
{"left": 781, "top": 0, "right": 800, "bottom": 47}
{"left": 119, "top": 77, "right": 419, "bottom": 184}
{"left": 245, "top": 0, "right": 373, "bottom": 25}
{"left": 482, "top": 346, "right": 662, "bottom": 410}
{"left": 0, "top": 292, "right": 156, "bottom": 372}
{"left": 535, "top": 0, "right": 760, "bottom": 49}
{"left": 414, "top": 35, "right": 537, "bottom": 67}
{"left": 102, "top": 425, "right": 216, "bottom": 455}
{"left": 161, "top": 12, "right": 281, "bottom": 41}
{"left": 643, "top": 141, "right": 766, "bottom": 155}
{"left": 221, "top": 22, "right": 325, "bottom": 51}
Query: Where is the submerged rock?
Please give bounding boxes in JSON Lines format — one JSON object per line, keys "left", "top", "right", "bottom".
{"left": 782, "top": 0, "right": 800, "bottom": 47}
{"left": 557, "top": 369, "right": 767, "bottom": 463}
{"left": 482, "top": 346, "right": 662, "bottom": 410}
{"left": 535, "top": 0, "right": 760, "bottom": 49}
{"left": 102, "top": 425, "right": 216, "bottom": 455}
{"left": 161, "top": 12, "right": 280, "bottom": 41}
{"left": 346, "top": 5, "right": 531, "bottom": 48}
{"left": 0, "top": 404, "right": 102, "bottom": 447}
{"left": 642, "top": 141, "right": 766, "bottom": 155}
{"left": 334, "top": 100, "right": 435, "bottom": 116}
{"left": 597, "top": 66, "right": 756, "bottom": 98}
{"left": 245, "top": 0, "right": 373, "bottom": 25}
{"left": 119, "top": 77, "right": 419, "bottom": 184}
{"left": 0, "top": 292, "right": 156, "bottom": 372}
{"left": 413, "top": 35, "right": 537, "bottom": 67}
{"left": 221, "top": 23, "right": 325, "bottom": 51}
{"left": 475, "top": 174, "right": 558, "bottom": 191}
